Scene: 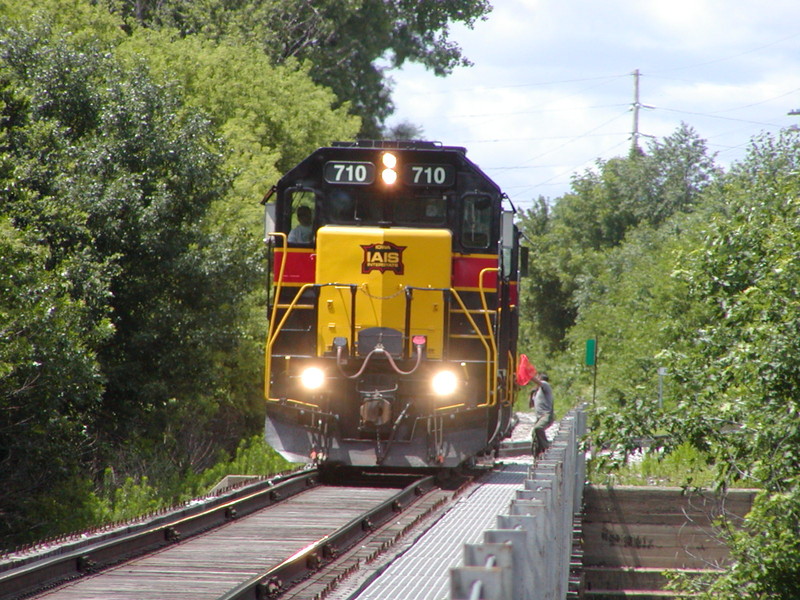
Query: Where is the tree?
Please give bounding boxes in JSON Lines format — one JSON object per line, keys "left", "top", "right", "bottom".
{"left": 0, "top": 23, "right": 259, "bottom": 539}
{"left": 106, "top": 0, "right": 492, "bottom": 137}
{"left": 564, "top": 214, "right": 703, "bottom": 443}
{"left": 1, "top": 74, "right": 110, "bottom": 536}
{"left": 1, "top": 0, "right": 371, "bottom": 541}
{"left": 386, "top": 119, "right": 425, "bottom": 141}
{"left": 659, "top": 130, "right": 800, "bottom": 598}
{"left": 117, "top": 28, "right": 360, "bottom": 218}
{"left": 638, "top": 122, "right": 720, "bottom": 225}
{"left": 582, "top": 128, "right": 800, "bottom": 599}
{"left": 0, "top": 214, "right": 108, "bottom": 543}
{"left": 518, "top": 125, "right": 719, "bottom": 352}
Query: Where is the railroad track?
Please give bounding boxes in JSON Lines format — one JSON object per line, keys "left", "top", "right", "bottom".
{"left": 0, "top": 467, "right": 461, "bottom": 600}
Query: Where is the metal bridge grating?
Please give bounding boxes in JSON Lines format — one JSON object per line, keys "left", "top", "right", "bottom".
{"left": 354, "top": 463, "right": 529, "bottom": 600}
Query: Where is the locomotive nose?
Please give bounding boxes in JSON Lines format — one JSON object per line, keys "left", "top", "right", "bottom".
{"left": 315, "top": 227, "right": 452, "bottom": 359}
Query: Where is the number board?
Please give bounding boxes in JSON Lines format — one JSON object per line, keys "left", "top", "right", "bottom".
{"left": 402, "top": 164, "right": 456, "bottom": 187}
{"left": 324, "top": 161, "right": 375, "bottom": 184}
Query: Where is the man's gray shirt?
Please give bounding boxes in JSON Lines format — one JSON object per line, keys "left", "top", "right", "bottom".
{"left": 533, "top": 381, "right": 554, "bottom": 417}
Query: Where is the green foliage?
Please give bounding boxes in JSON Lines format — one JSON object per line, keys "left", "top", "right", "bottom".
{"left": 0, "top": 0, "right": 125, "bottom": 48}
{"left": 519, "top": 124, "right": 717, "bottom": 352}
{"left": 564, "top": 215, "right": 704, "bottom": 416}
{"left": 0, "top": 0, "right": 491, "bottom": 548}
{"left": 22, "top": 477, "right": 111, "bottom": 539}
{"left": 117, "top": 29, "right": 359, "bottom": 220}
{"left": 89, "top": 437, "right": 294, "bottom": 524}
{"left": 591, "top": 443, "right": 719, "bottom": 488}
{"left": 520, "top": 125, "right": 800, "bottom": 597}
{"left": 2, "top": 24, "right": 253, "bottom": 429}
{"left": 0, "top": 217, "right": 108, "bottom": 544}
{"left": 650, "top": 131, "right": 800, "bottom": 599}
{"left": 100, "top": 475, "right": 163, "bottom": 523}
{"left": 2, "top": 65, "right": 110, "bottom": 538}
{"left": 668, "top": 487, "right": 800, "bottom": 599}
{"left": 711, "top": 488, "right": 800, "bottom": 599}
{"left": 105, "top": 0, "right": 492, "bottom": 137}
{"left": 664, "top": 130, "right": 800, "bottom": 491}
{"left": 0, "top": 18, "right": 258, "bottom": 543}
{"left": 187, "top": 435, "right": 296, "bottom": 494}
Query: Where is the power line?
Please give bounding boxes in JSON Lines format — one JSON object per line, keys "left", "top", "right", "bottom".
{"left": 448, "top": 103, "right": 628, "bottom": 120}
{"left": 394, "top": 72, "right": 630, "bottom": 96}
{"left": 506, "top": 109, "right": 631, "bottom": 169}
{"left": 640, "top": 72, "right": 800, "bottom": 118}
{"left": 652, "top": 106, "right": 782, "bottom": 127}
{"left": 509, "top": 138, "right": 631, "bottom": 206}
{"left": 462, "top": 131, "right": 629, "bottom": 145}
{"left": 647, "top": 31, "right": 800, "bottom": 75}
{"left": 395, "top": 61, "right": 800, "bottom": 205}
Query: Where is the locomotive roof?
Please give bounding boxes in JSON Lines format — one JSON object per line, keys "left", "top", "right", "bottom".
{"left": 331, "top": 140, "right": 466, "bottom": 152}
{"left": 278, "top": 141, "right": 501, "bottom": 194}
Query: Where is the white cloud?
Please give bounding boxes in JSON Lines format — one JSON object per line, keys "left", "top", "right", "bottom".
{"left": 387, "top": 0, "right": 800, "bottom": 207}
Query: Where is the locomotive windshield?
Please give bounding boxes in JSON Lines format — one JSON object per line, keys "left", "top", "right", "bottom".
{"left": 326, "top": 188, "right": 447, "bottom": 227}
{"left": 286, "top": 187, "right": 449, "bottom": 232}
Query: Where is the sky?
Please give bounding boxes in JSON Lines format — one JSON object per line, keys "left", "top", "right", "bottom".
{"left": 385, "top": 0, "right": 800, "bottom": 211}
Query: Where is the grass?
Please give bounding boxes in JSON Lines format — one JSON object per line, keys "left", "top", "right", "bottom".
{"left": 589, "top": 442, "right": 720, "bottom": 488}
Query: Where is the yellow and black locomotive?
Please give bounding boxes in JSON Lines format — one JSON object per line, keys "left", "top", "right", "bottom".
{"left": 263, "top": 141, "right": 523, "bottom": 468}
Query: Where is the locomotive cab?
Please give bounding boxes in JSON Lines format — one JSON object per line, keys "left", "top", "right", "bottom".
{"left": 263, "top": 141, "right": 522, "bottom": 467}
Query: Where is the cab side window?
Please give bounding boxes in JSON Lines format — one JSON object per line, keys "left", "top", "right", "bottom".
{"left": 287, "top": 190, "right": 315, "bottom": 244}
{"left": 461, "top": 195, "right": 492, "bottom": 249}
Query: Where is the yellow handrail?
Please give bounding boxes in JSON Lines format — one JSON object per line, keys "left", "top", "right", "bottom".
{"left": 264, "top": 282, "right": 315, "bottom": 401}
{"left": 479, "top": 267, "right": 500, "bottom": 407}
{"left": 506, "top": 350, "right": 516, "bottom": 407}
{"left": 267, "top": 283, "right": 316, "bottom": 349}
{"left": 448, "top": 288, "right": 496, "bottom": 407}
{"left": 264, "top": 233, "right": 287, "bottom": 399}
{"left": 265, "top": 255, "right": 502, "bottom": 411}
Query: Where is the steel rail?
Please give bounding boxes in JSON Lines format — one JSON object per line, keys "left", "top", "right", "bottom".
{"left": 219, "top": 474, "right": 437, "bottom": 600}
{"left": 0, "top": 469, "right": 320, "bottom": 600}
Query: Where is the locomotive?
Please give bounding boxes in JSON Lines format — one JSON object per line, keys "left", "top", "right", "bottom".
{"left": 262, "top": 141, "right": 524, "bottom": 468}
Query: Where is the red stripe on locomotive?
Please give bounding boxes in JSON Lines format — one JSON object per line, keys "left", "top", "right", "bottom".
{"left": 452, "top": 255, "right": 498, "bottom": 289}
{"left": 274, "top": 249, "right": 315, "bottom": 283}
{"left": 274, "top": 251, "right": 517, "bottom": 304}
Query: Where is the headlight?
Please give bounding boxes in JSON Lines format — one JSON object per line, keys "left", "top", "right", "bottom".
{"left": 381, "top": 168, "right": 398, "bottom": 184}
{"left": 432, "top": 370, "right": 458, "bottom": 396}
{"left": 381, "top": 152, "right": 397, "bottom": 168}
{"left": 381, "top": 152, "right": 398, "bottom": 184}
{"left": 300, "top": 366, "right": 325, "bottom": 390}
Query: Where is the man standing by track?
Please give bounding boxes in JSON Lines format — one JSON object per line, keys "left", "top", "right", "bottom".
{"left": 529, "top": 373, "right": 555, "bottom": 457}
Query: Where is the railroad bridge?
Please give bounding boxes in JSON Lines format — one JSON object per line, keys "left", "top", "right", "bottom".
{"left": 0, "top": 406, "right": 755, "bottom": 600}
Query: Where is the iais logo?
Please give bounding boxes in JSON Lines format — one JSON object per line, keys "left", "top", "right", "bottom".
{"left": 360, "top": 241, "right": 407, "bottom": 275}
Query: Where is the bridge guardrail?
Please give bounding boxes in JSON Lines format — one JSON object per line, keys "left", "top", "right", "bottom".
{"left": 451, "top": 405, "right": 587, "bottom": 600}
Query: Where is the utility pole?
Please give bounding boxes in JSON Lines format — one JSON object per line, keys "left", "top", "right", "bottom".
{"left": 631, "top": 69, "right": 642, "bottom": 155}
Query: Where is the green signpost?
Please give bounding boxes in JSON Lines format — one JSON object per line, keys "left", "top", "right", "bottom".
{"left": 586, "top": 338, "right": 598, "bottom": 406}
{"left": 585, "top": 338, "right": 596, "bottom": 366}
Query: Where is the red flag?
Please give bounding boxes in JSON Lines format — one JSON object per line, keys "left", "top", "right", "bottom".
{"left": 515, "top": 353, "right": 537, "bottom": 386}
